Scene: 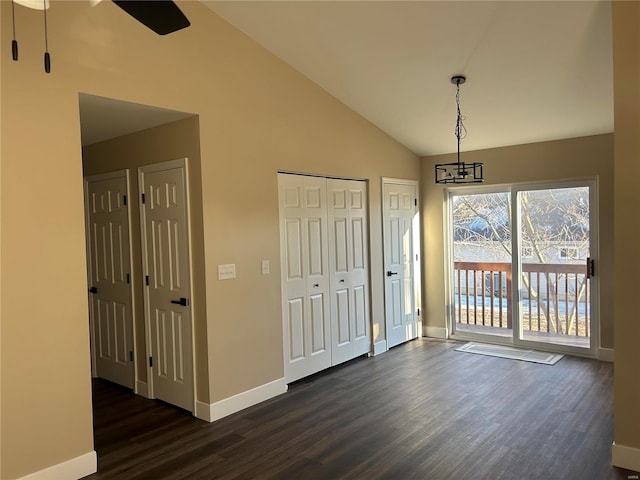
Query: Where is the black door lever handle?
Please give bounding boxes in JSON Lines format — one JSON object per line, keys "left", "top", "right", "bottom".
{"left": 386, "top": 271, "right": 398, "bottom": 277}
{"left": 171, "top": 297, "right": 190, "bottom": 307}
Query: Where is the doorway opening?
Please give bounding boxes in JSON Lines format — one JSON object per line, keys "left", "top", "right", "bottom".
{"left": 382, "top": 178, "right": 421, "bottom": 350}
{"left": 448, "top": 180, "right": 598, "bottom": 357}
{"left": 79, "top": 93, "right": 203, "bottom": 419}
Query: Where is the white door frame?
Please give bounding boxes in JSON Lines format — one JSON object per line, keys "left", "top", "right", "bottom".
{"left": 138, "top": 158, "right": 197, "bottom": 410}
{"left": 83, "top": 169, "right": 138, "bottom": 387}
{"left": 382, "top": 177, "right": 422, "bottom": 349}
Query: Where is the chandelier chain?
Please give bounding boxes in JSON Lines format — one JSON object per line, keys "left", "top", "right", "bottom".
{"left": 455, "top": 82, "right": 467, "bottom": 144}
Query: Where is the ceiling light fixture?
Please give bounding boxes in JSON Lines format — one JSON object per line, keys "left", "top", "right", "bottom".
{"left": 435, "top": 75, "right": 484, "bottom": 184}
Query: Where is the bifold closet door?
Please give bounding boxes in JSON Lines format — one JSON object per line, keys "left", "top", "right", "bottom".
{"left": 279, "top": 175, "right": 332, "bottom": 383}
{"left": 327, "top": 179, "right": 370, "bottom": 365}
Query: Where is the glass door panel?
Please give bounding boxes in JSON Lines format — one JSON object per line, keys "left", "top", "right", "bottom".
{"left": 517, "top": 187, "right": 591, "bottom": 349}
{"left": 452, "top": 191, "right": 512, "bottom": 338}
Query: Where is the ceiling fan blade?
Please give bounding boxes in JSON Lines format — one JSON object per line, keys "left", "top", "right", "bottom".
{"left": 112, "top": 1, "right": 190, "bottom": 35}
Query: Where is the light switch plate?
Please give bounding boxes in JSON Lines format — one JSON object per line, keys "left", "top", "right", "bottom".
{"left": 218, "top": 264, "right": 236, "bottom": 280}
{"left": 261, "top": 260, "right": 270, "bottom": 275}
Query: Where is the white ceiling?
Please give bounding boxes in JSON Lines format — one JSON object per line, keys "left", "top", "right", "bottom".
{"left": 78, "top": 93, "right": 194, "bottom": 146}
{"left": 79, "top": 1, "right": 613, "bottom": 156}
{"left": 203, "top": 0, "right": 614, "bottom": 156}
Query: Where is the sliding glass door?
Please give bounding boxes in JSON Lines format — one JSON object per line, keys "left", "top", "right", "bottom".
{"left": 449, "top": 181, "right": 597, "bottom": 356}
{"left": 451, "top": 190, "right": 513, "bottom": 340}
{"left": 515, "top": 185, "right": 593, "bottom": 351}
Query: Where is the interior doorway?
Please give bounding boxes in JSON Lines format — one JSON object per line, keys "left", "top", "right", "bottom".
{"left": 79, "top": 93, "right": 201, "bottom": 413}
{"left": 382, "top": 178, "right": 421, "bottom": 349}
{"left": 84, "top": 170, "right": 136, "bottom": 389}
{"left": 139, "top": 159, "right": 195, "bottom": 411}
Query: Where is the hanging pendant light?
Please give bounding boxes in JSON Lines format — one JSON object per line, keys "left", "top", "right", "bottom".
{"left": 435, "top": 75, "right": 484, "bottom": 184}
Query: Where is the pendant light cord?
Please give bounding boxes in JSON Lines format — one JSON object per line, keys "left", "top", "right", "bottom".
{"left": 11, "top": 0, "right": 18, "bottom": 61}
{"left": 11, "top": 0, "right": 16, "bottom": 39}
{"left": 43, "top": 0, "right": 51, "bottom": 73}
{"left": 43, "top": 0, "right": 48, "bottom": 52}
{"left": 454, "top": 82, "right": 467, "bottom": 163}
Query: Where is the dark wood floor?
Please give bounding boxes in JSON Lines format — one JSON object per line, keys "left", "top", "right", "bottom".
{"left": 86, "top": 338, "right": 637, "bottom": 480}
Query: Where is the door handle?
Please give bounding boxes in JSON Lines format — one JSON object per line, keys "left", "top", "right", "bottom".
{"left": 171, "top": 297, "right": 190, "bottom": 307}
{"left": 386, "top": 271, "right": 398, "bottom": 277}
{"left": 313, "top": 283, "right": 319, "bottom": 288}
{"left": 339, "top": 279, "right": 345, "bottom": 283}
{"left": 89, "top": 286, "right": 98, "bottom": 294}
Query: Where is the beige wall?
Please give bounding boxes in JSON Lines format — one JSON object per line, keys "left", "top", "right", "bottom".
{"left": 612, "top": 1, "right": 640, "bottom": 458}
{"left": 0, "top": 1, "right": 418, "bottom": 478}
{"left": 420, "top": 134, "right": 614, "bottom": 348}
{"left": 82, "top": 116, "right": 210, "bottom": 401}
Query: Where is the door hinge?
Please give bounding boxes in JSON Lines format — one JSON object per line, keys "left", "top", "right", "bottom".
{"left": 587, "top": 257, "right": 595, "bottom": 278}
{"left": 414, "top": 198, "right": 417, "bottom": 206}
{"left": 149, "top": 356, "right": 153, "bottom": 368}
{"left": 126, "top": 273, "right": 130, "bottom": 284}
{"left": 417, "top": 308, "right": 421, "bottom": 316}
{"left": 145, "top": 275, "right": 149, "bottom": 286}
{"left": 141, "top": 193, "right": 146, "bottom": 204}
{"left": 123, "top": 194, "right": 127, "bottom": 206}
{"left": 129, "top": 351, "right": 133, "bottom": 362}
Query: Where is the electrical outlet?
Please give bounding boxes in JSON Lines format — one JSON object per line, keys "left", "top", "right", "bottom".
{"left": 261, "top": 260, "right": 270, "bottom": 275}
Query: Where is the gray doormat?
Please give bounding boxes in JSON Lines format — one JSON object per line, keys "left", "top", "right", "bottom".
{"left": 455, "top": 342, "right": 564, "bottom": 365}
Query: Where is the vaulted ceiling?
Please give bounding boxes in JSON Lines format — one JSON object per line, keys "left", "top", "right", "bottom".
{"left": 203, "top": 1, "right": 614, "bottom": 156}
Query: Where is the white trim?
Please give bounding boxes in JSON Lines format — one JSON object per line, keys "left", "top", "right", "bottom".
{"left": 194, "top": 400, "right": 212, "bottom": 422}
{"left": 372, "top": 340, "right": 388, "bottom": 356}
{"left": 201, "top": 378, "right": 288, "bottom": 423}
{"left": 17, "top": 451, "right": 96, "bottom": 480}
{"left": 424, "top": 326, "right": 449, "bottom": 339}
{"left": 135, "top": 380, "right": 150, "bottom": 398}
{"left": 612, "top": 442, "right": 640, "bottom": 473}
{"left": 599, "top": 347, "right": 614, "bottom": 362}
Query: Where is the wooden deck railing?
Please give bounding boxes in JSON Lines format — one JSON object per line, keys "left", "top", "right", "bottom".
{"left": 454, "top": 261, "right": 590, "bottom": 337}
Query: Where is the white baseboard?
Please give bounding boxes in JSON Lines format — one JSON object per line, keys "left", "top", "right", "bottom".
{"left": 372, "top": 340, "right": 388, "bottom": 356}
{"left": 194, "top": 400, "right": 212, "bottom": 422}
{"left": 135, "top": 380, "right": 149, "bottom": 398}
{"left": 198, "top": 378, "right": 288, "bottom": 423}
{"left": 17, "top": 451, "right": 96, "bottom": 480}
{"left": 424, "top": 326, "right": 449, "bottom": 339}
{"left": 599, "top": 347, "right": 614, "bottom": 362}
{"left": 612, "top": 442, "right": 640, "bottom": 473}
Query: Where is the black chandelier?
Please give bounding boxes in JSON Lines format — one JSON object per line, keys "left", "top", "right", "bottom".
{"left": 435, "top": 75, "right": 484, "bottom": 184}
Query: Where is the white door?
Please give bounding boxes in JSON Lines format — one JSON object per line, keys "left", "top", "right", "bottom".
{"left": 279, "top": 174, "right": 332, "bottom": 383}
{"left": 85, "top": 171, "right": 135, "bottom": 389}
{"left": 327, "top": 179, "right": 370, "bottom": 365}
{"left": 383, "top": 180, "right": 418, "bottom": 348}
{"left": 139, "top": 159, "right": 194, "bottom": 411}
